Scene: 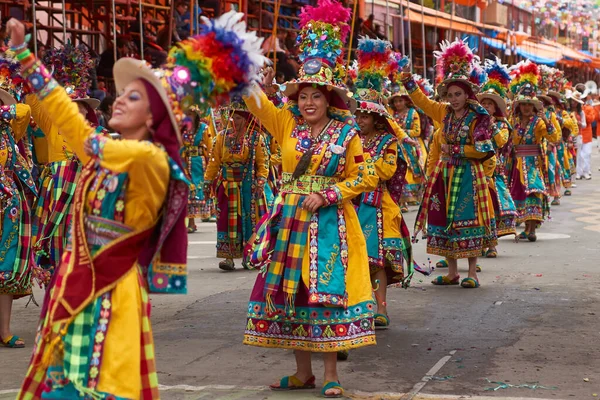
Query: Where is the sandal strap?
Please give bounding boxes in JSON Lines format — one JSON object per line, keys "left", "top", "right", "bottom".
{"left": 3, "top": 335, "right": 22, "bottom": 347}
{"left": 322, "top": 381, "right": 343, "bottom": 396}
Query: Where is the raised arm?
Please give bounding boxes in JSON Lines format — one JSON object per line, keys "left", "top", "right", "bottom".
{"left": 243, "top": 88, "right": 295, "bottom": 145}
{"left": 402, "top": 76, "right": 448, "bottom": 123}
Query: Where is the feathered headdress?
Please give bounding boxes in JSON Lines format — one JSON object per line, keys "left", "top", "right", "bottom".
{"left": 433, "top": 38, "right": 480, "bottom": 96}
{"left": 414, "top": 74, "right": 434, "bottom": 98}
{"left": 476, "top": 57, "right": 510, "bottom": 116}
{"left": 353, "top": 37, "right": 395, "bottom": 118}
{"left": 42, "top": 44, "right": 94, "bottom": 101}
{"left": 114, "top": 10, "right": 267, "bottom": 144}
{"left": 386, "top": 51, "right": 411, "bottom": 103}
{"left": 509, "top": 60, "right": 542, "bottom": 111}
{"left": 281, "top": 0, "right": 355, "bottom": 111}
{"left": 547, "top": 68, "right": 567, "bottom": 105}
{"left": 0, "top": 56, "right": 25, "bottom": 105}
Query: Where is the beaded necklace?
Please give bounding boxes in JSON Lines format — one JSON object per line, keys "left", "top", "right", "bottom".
{"left": 443, "top": 108, "right": 471, "bottom": 144}
{"left": 514, "top": 115, "right": 537, "bottom": 144}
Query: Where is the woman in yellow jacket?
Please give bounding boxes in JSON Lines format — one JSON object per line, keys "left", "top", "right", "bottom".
{"left": 352, "top": 39, "right": 413, "bottom": 329}
{"left": 242, "top": 2, "right": 375, "bottom": 396}
{"left": 0, "top": 69, "right": 36, "bottom": 349}
{"left": 507, "top": 61, "right": 559, "bottom": 242}
{"left": 204, "top": 99, "right": 269, "bottom": 271}
{"left": 10, "top": 13, "right": 265, "bottom": 398}
{"left": 400, "top": 39, "right": 496, "bottom": 289}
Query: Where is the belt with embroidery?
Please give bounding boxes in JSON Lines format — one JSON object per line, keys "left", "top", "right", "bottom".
{"left": 514, "top": 144, "right": 542, "bottom": 157}
{"left": 280, "top": 172, "right": 339, "bottom": 195}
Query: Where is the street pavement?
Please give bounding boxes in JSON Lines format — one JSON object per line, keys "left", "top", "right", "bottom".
{"left": 2, "top": 149, "right": 600, "bottom": 400}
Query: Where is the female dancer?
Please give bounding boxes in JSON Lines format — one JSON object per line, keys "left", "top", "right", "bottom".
{"left": 400, "top": 40, "right": 496, "bottom": 288}
{"left": 205, "top": 98, "right": 269, "bottom": 271}
{"left": 507, "top": 61, "right": 559, "bottom": 242}
{"left": 0, "top": 61, "right": 36, "bottom": 349}
{"left": 10, "top": 13, "right": 265, "bottom": 398}
{"left": 242, "top": 1, "right": 375, "bottom": 396}
{"left": 477, "top": 57, "right": 517, "bottom": 257}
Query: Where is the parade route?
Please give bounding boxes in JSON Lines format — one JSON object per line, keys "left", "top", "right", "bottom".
{"left": 2, "top": 151, "right": 600, "bottom": 400}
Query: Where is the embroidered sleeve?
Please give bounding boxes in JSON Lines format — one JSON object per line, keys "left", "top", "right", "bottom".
{"left": 374, "top": 141, "right": 398, "bottom": 181}
{"left": 255, "top": 134, "right": 269, "bottom": 180}
{"left": 491, "top": 121, "right": 510, "bottom": 150}
{"left": 89, "top": 134, "right": 108, "bottom": 159}
{"left": 22, "top": 63, "right": 95, "bottom": 164}
{"left": 204, "top": 133, "right": 223, "bottom": 182}
{"left": 22, "top": 60, "right": 59, "bottom": 101}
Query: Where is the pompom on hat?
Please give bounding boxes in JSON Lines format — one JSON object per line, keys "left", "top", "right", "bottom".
{"left": 42, "top": 43, "right": 100, "bottom": 109}
{"left": 280, "top": 0, "right": 355, "bottom": 112}
{"left": 476, "top": 56, "right": 510, "bottom": 116}
{"left": 434, "top": 38, "right": 482, "bottom": 97}
{"left": 386, "top": 51, "right": 411, "bottom": 104}
{"left": 352, "top": 37, "right": 398, "bottom": 119}
{"left": 114, "top": 10, "right": 267, "bottom": 144}
{"left": 509, "top": 60, "right": 543, "bottom": 112}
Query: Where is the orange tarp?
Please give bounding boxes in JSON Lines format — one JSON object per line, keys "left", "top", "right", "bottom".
{"left": 404, "top": 9, "right": 483, "bottom": 35}
{"left": 449, "top": 0, "right": 488, "bottom": 9}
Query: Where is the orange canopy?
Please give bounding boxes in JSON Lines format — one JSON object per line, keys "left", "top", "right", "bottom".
{"left": 404, "top": 9, "right": 483, "bottom": 35}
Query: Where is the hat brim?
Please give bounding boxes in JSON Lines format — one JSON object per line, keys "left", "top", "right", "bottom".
{"left": 538, "top": 94, "right": 553, "bottom": 105}
{"left": 514, "top": 98, "right": 543, "bottom": 111}
{"left": 74, "top": 97, "right": 101, "bottom": 110}
{"left": 113, "top": 58, "right": 181, "bottom": 143}
{"left": 0, "top": 89, "right": 16, "bottom": 106}
{"left": 476, "top": 93, "right": 507, "bottom": 116}
{"left": 355, "top": 100, "right": 392, "bottom": 120}
{"left": 283, "top": 80, "right": 357, "bottom": 113}
{"left": 386, "top": 93, "right": 412, "bottom": 106}
{"left": 547, "top": 91, "right": 564, "bottom": 103}
{"left": 437, "top": 78, "right": 480, "bottom": 97}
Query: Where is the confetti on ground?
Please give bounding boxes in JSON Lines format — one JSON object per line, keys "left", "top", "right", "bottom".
{"left": 484, "top": 379, "right": 558, "bottom": 391}
{"left": 432, "top": 375, "right": 455, "bottom": 381}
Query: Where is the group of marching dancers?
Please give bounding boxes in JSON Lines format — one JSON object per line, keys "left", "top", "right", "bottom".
{"left": 0, "top": 0, "right": 592, "bottom": 398}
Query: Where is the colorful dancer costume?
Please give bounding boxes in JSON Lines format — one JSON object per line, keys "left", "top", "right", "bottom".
{"left": 389, "top": 83, "right": 424, "bottom": 208}
{"left": 17, "top": 12, "right": 264, "bottom": 399}
{"left": 29, "top": 45, "right": 103, "bottom": 279}
{"left": 352, "top": 39, "right": 414, "bottom": 328}
{"left": 402, "top": 40, "right": 496, "bottom": 288}
{"left": 476, "top": 57, "right": 517, "bottom": 244}
{"left": 243, "top": 0, "right": 376, "bottom": 356}
{"left": 205, "top": 98, "right": 269, "bottom": 270}
{"left": 507, "top": 61, "right": 559, "bottom": 242}
{"left": 537, "top": 66, "right": 563, "bottom": 204}
{"left": 0, "top": 59, "right": 37, "bottom": 348}
{"left": 547, "top": 75, "right": 578, "bottom": 197}
{"left": 181, "top": 108, "right": 215, "bottom": 231}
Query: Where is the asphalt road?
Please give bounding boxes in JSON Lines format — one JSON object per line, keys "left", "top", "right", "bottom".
{"left": 2, "top": 150, "right": 600, "bottom": 400}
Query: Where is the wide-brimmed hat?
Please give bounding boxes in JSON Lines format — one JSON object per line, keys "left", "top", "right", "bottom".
{"left": 280, "top": 0, "right": 356, "bottom": 112}
{"left": 433, "top": 39, "right": 482, "bottom": 97}
{"left": 0, "top": 88, "right": 15, "bottom": 105}
{"left": 476, "top": 57, "right": 510, "bottom": 116}
{"left": 566, "top": 89, "right": 584, "bottom": 105}
{"left": 514, "top": 83, "right": 543, "bottom": 111}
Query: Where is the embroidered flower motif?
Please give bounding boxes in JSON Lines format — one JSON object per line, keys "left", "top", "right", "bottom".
{"left": 310, "top": 310, "right": 319, "bottom": 319}
{"left": 97, "top": 189, "right": 106, "bottom": 200}
{"left": 335, "top": 324, "right": 348, "bottom": 336}
{"left": 115, "top": 200, "right": 125, "bottom": 213}
{"left": 152, "top": 273, "right": 169, "bottom": 289}
{"left": 323, "top": 310, "right": 331, "bottom": 318}
{"left": 360, "top": 319, "right": 372, "bottom": 330}
{"left": 94, "top": 332, "right": 105, "bottom": 343}
{"left": 312, "top": 325, "right": 323, "bottom": 337}
{"left": 255, "top": 320, "right": 269, "bottom": 333}
{"left": 282, "top": 323, "right": 293, "bottom": 335}
{"left": 253, "top": 304, "right": 262, "bottom": 313}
